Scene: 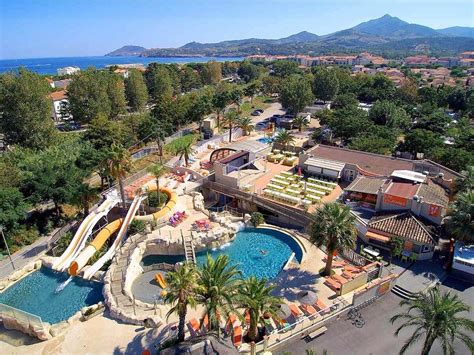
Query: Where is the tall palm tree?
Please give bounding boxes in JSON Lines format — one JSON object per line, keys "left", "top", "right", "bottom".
{"left": 107, "top": 143, "right": 132, "bottom": 207}
{"left": 237, "top": 116, "right": 255, "bottom": 136}
{"left": 224, "top": 109, "right": 241, "bottom": 143}
{"left": 447, "top": 191, "right": 473, "bottom": 243}
{"left": 274, "top": 129, "right": 295, "bottom": 152}
{"left": 166, "top": 135, "right": 197, "bottom": 167}
{"left": 163, "top": 263, "right": 199, "bottom": 343}
{"left": 390, "top": 287, "right": 474, "bottom": 355}
{"left": 292, "top": 116, "right": 309, "bottom": 132}
{"left": 147, "top": 164, "right": 168, "bottom": 207}
{"left": 310, "top": 202, "right": 357, "bottom": 276}
{"left": 237, "top": 276, "right": 282, "bottom": 343}
{"left": 196, "top": 255, "right": 241, "bottom": 337}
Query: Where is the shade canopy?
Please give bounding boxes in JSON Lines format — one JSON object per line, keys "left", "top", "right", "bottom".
{"left": 277, "top": 304, "right": 291, "bottom": 319}
{"left": 298, "top": 291, "right": 318, "bottom": 305}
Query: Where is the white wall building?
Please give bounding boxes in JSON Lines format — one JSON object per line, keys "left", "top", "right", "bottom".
{"left": 57, "top": 66, "right": 80, "bottom": 76}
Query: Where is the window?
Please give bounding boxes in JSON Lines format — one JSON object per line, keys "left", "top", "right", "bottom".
{"left": 422, "top": 245, "right": 432, "bottom": 253}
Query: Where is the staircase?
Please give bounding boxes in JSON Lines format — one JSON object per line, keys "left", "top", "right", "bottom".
{"left": 182, "top": 231, "right": 196, "bottom": 264}
{"left": 391, "top": 284, "right": 418, "bottom": 300}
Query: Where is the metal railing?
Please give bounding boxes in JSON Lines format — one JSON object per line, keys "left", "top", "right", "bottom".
{"left": 249, "top": 297, "right": 352, "bottom": 353}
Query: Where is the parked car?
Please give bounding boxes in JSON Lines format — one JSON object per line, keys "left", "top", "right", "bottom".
{"left": 251, "top": 110, "right": 261, "bottom": 116}
{"left": 255, "top": 109, "right": 264, "bottom": 113}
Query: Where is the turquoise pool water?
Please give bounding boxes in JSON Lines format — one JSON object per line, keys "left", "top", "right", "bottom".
{"left": 142, "top": 228, "right": 303, "bottom": 280}
{"left": 0, "top": 267, "right": 104, "bottom": 324}
{"left": 257, "top": 137, "right": 273, "bottom": 144}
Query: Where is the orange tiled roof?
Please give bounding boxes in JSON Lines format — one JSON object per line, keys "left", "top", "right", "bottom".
{"left": 50, "top": 90, "right": 67, "bottom": 101}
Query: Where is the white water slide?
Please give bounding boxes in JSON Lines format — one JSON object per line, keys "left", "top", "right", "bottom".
{"left": 52, "top": 193, "right": 120, "bottom": 271}
{"left": 82, "top": 193, "right": 146, "bottom": 280}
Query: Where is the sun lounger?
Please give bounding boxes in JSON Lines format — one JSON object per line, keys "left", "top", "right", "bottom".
{"left": 324, "top": 278, "right": 342, "bottom": 292}
{"left": 289, "top": 303, "right": 302, "bottom": 318}
{"left": 299, "top": 304, "right": 318, "bottom": 318}
{"left": 331, "top": 274, "right": 349, "bottom": 284}
{"left": 226, "top": 313, "right": 237, "bottom": 332}
{"left": 233, "top": 326, "right": 242, "bottom": 347}
{"left": 314, "top": 300, "right": 330, "bottom": 315}
{"left": 188, "top": 318, "right": 200, "bottom": 335}
{"left": 344, "top": 265, "right": 363, "bottom": 273}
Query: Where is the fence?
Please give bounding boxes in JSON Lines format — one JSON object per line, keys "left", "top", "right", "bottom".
{"left": 247, "top": 296, "right": 352, "bottom": 353}
{"left": 0, "top": 303, "right": 49, "bottom": 339}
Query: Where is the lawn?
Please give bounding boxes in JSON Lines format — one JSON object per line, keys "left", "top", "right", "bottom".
{"left": 240, "top": 95, "right": 274, "bottom": 116}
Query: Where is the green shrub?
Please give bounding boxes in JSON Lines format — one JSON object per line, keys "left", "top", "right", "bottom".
{"left": 129, "top": 219, "right": 146, "bottom": 235}
{"left": 250, "top": 212, "right": 265, "bottom": 227}
{"left": 147, "top": 191, "right": 169, "bottom": 208}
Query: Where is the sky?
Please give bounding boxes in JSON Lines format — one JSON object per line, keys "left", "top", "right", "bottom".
{"left": 0, "top": 0, "right": 473, "bottom": 59}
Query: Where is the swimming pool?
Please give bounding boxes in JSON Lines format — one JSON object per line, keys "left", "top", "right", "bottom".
{"left": 0, "top": 267, "right": 104, "bottom": 324}
{"left": 257, "top": 137, "right": 273, "bottom": 144}
{"left": 142, "top": 227, "right": 303, "bottom": 280}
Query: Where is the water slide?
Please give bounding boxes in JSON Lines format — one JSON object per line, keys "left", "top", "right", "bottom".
{"left": 69, "top": 193, "right": 146, "bottom": 279}
{"left": 67, "top": 185, "right": 178, "bottom": 279}
{"left": 52, "top": 193, "right": 120, "bottom": 271}
{"left": 155, "top": 273, "right": 167, "bottom": 289}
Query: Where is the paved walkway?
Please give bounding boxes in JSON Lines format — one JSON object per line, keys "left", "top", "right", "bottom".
{"left": 0, "top": 224, "right": 72, "bottom": 280}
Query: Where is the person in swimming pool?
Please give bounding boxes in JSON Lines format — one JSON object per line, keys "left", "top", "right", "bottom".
{"left": 260, "top": 249, "right": 268, "bottom": 255}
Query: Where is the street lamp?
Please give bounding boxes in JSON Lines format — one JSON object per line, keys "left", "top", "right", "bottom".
{"left": 0, "top": 226, "right": 15, "bottom": 270}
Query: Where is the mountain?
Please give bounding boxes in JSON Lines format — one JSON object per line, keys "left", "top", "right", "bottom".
{"left": 437, "top": 26, "right": 474, "bottom": 38}
{"left": 106, "top": 15, "right": 474, "bottom": 58}
{"left": 351, "top": 14, "right": 441, "bottom": 39}
{"left": 106, "top": 45, "right": 147, "bottom": 56}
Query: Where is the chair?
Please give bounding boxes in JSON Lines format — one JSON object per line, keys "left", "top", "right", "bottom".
{"left": 410, "top": 253, "right": 417, "bottom": 262}
{"left": 289, "top": 303, "right": 302, "bottom": 318}
{"left": 401, "top": 255, "right": 408, "bottom": 262}
{"left": 300, "top": 304, "right": 318, "bottom": 319}
{"left": 188, "top": 318, "right": 201, "bottom": 336}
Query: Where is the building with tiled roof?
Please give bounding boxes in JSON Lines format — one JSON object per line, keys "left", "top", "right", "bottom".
{"left": 364, "top": 212, "right": 436, "bottom": 260}
{"left": 49, "top": 90, "right": 71, "bottom": 122}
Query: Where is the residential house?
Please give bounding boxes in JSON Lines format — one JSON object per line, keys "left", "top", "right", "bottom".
{"left": 50, "top": 90, "right": 71, "bottom": 122}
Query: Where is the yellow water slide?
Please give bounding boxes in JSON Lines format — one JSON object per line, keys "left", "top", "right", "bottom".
{"left": 68, "top": 218, "right": 123, "bottom": 276}
{"left": 135, "top": 185, "right": 177, "bottom": 222}
{"left": 68, "top": 186, "right": 178, "bottom": 276}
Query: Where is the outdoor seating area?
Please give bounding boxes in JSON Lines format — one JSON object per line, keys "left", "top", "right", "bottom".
{"left": 323, "top": 263, "right": 366, "bottom": 293}
{"left": 266, "top": 150, "right": 298, "bottom": 166}
{"left": 169, "top": 211, "right": 187, "bottom": 227}
{"left": 192, "top": 219, "right": 211, "bottom": 231}
{"left": 262, "top": 171, "right": 337, "bottom": 207}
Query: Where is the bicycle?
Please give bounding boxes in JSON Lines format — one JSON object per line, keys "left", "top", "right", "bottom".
{"left": 353, "top": 315, "right": 366, "bottom": 328}
{"left": 347, "top": 308, "right": 360, "bottom": 321}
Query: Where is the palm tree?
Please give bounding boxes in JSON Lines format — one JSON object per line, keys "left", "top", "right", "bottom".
{"left": 292, "top": 116, "right": 309, "bottom": 132}
{"left": 453, "top": 165, "right": 473, "bottom": 193}
{"left": 107, "top": 143, "right": 132, "bottom": 207}
{"left": 447, "top": 191, "right": 474, "bottom": 243}
{"left": 196, "top": 255, "right": 241, "bottom": 337}
{"left": 237, "top": 276, "right": 282, "bottom": 343}
{"left": 224, "top": 109, "right": 241, "bottom": 143}
{"left": 310, "top": 202, "right": 357, "bottom": 276}
{"left": 390, "top": 287, "right": 474, "bottom": 355}
{"left": 163, "top": 263, "right": 199, "bottom": 343}
{"left": 147, "top": 163, "right": 168, "bottom": 206}
{"left": 274, "top": 129, "right": 295, "bottom": 152}
{"left": 166, "top": 135, "right": 196, "bottom": 167}
{"left": 237, "top": 116, "right": 255, "bottom": 136}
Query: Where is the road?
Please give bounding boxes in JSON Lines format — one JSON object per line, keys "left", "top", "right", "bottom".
{"left": 276, "top": 278, "right": 473, "bottom": 355}
{"left": 250, "top": 102, "right": 285, "bottom": 125}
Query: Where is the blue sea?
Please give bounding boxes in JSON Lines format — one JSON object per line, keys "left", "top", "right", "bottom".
{"left": 0, "top": 56, "right": 244, "bottom": 75}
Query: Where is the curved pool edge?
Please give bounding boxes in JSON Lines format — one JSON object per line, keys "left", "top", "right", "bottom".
{"left": 255, "top": 224, "right": 308, "bottom": 263}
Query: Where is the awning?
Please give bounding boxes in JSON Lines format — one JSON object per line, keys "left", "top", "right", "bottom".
{"left": 366, "top": 231, "right": 390, "bottom": 243}
{"left": 305, "top": 157, "right": 345, "bottom": 175}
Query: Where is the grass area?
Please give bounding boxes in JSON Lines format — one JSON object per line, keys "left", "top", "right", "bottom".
{"left": 240, "top": 95, "right": 274, "bottom": 117}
